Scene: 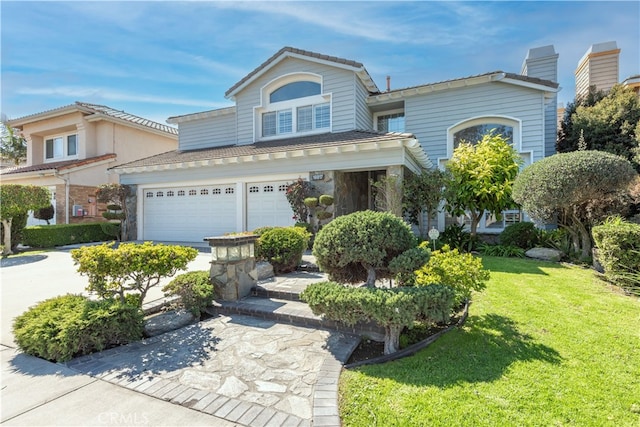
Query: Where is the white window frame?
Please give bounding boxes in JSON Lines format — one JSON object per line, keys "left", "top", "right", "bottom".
{"left": 374, "top": 108, "right": 406, "bottom": 133}
{"left": 44, "top": 133, "right": 78, "bottom": 162}
{"left": 254, "top": 72, "right": 332, "bottom": 141}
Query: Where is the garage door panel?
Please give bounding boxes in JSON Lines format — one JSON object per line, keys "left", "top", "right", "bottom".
{"left": 247, "top": 181, "right": 295, "bottom": 231}
{"left": 143, "top": 185, "right": 236, "bottom": 242}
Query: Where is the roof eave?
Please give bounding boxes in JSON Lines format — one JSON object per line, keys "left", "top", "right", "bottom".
{"left": 113, "top": 135, "right": 430, "bottom": 174}
{"left": 6, "top": 105, "right": 81, "bottom": 128}
{"left": 167, "top": 107, "right": 236, "bottom": 124}
{"left": 83, "top": 113, "right": 178, "bottom": 139}
{"left": 225, "top": 50, "right": 376, "bottom": 100}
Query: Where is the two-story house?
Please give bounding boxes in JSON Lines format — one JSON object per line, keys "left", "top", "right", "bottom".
{"left": 1, "top": 102, "right": 178, "bottom": 225}
{"left": 113, "top": 46, "right": 559, "bottom": 242}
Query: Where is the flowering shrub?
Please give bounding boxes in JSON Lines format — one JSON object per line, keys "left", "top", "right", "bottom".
{"left": 285, "top": 178, "right": 313, "bottom": 222}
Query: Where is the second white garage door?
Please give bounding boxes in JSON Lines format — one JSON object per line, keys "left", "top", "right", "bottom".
{"left": 246, "top": 181, "right": 295, "bottom": 231}
{"left": 143, "top": 185, "right": 237, "bottom": 242}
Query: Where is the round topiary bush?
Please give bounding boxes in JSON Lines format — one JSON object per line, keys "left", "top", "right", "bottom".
{"left": 312, "top": 210, "right": 416, "bottom": 286}
{"left": 256, "top": 226, "right": 310, "bottom": 274}
{"left": 12, "top": 294, "right": 143, "bottom": 362}
{"left": 500, "top": 222, "right": 540, "bottom": 249}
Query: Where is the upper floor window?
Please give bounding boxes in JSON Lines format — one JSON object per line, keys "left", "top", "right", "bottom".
{"left": 453, "top": 123, "right": 513, "bottom": 148}
{"left": 257, "top": 73, "right": 331, "bottom": 140}
{"left": 377, "top": 112, "right": 405, "bottom": 133}
{"left": 45, "top": 134, "right": 77, "bottom": 160}
{"left": 270, "top": 81, "right": 320, "bottom": 103}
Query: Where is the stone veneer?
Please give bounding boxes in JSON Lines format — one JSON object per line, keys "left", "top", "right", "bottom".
{"left": 206, "top": 235, "right": 259, "bottom": 301}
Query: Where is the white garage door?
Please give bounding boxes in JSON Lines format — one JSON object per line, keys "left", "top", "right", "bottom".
{"left": 246, "top": 181, "right": 295, "bottom": 231}
{"left": 143, "top": 185, "right": 236, "bottom": 242}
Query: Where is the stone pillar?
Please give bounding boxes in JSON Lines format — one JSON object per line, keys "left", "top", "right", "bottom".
{"left": 205, "top": 235, "right": 258, "bottom": 301}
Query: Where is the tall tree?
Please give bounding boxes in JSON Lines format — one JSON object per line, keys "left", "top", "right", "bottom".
{"left": 0, "top": 122, "right": 27, "bottom": 166}
{"left": 444, "top": 132, "right": 522, "bottom": 236}
{"left": 557, "top": 84, "right": 640, "bottom": 171}
{"left": 0, "top": 185, "right": 50, "bottom": 255}
{"left": 513, "top": 151, "right": 637, "bottom": 260}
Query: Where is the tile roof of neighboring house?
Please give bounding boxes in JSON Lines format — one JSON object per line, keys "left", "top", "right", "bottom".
{"left": 8, "top": 102, "right": 177, "bottom": 136}
{"left": 112, "top": 130, "right": 420, "bottom": 170}
{"left": 225, "top": 46, "right": 375, "bottom": 97}
{"left": 0, "top": 154, "right": 116, "bottom": 175}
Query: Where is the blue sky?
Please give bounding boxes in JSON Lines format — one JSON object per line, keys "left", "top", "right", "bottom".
{"left": 2, "top": 1, "right": 639, "bottom": 125}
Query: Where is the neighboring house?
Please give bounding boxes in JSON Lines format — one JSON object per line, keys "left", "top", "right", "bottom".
{"left": 113, "top": 46, "right": 559, "bottom": 242}
{"left": 575, "top": 41, "right": 620, "bottom": 99}
{"left": 1, "top": 102, "right": 178, "bottom": 226}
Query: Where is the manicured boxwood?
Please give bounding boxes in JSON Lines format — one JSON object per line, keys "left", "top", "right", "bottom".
{"left": 12, "top": 294, "right": 143, "bottom": 362}
{"left": 21, "top": 222, "right": 111, "bottom": 248}
{"left": 255, "top": 226, "right": 310, "bottom": 274}
{"left": 592, "top": 217, "right": 640, "bottom": 291}
{"left": 163, "top": 270, "right": 214, "bottom": 318}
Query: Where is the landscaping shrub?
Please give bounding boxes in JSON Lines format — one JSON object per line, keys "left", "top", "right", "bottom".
{"left": 163, "top": 270, "right": 214, "bottom": 318}
{"left": 500, "top": 222, "right": 540, "bottom": 249}
{"left": 0, "top": 211, "right": 27, "bottom": 251}
{"left": 255, "top": 226, "right": 310, "bottom": 274}
{"left": 12, "top": 294, "right": 143, "bottom": 362}
{"left": 300, "top": 281, "right": 454, "bottom": 354}
{"left": 388, "top": 246, "right": 431, "bottom": 286}
{"left": 479, "top": 243, "right": 525, "bottom": 258}
{"left": 313, "top": 210, "right": 416, "bottom": 286}
{"left": 592, "top": 217, "right": 640, "bottom": 292}
{"left": 440, "top": 223, "right": 477, "bottom": 252}
{"left": 415, "top": 244, "right": 490, "bottom": 306}
{"left": 71, "top": 242, "right": 198, "bottom": 305}
{"left": 22, "top": 222, "right": 111, "bottom": 248}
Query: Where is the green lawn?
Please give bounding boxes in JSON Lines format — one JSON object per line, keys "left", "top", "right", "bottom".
{"left": 339, "top": 257, "right": 640, "bottom": 426}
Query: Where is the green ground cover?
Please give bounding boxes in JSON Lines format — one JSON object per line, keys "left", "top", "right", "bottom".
{"left": 339, "top": 256, "right": 640, "bottom": 426}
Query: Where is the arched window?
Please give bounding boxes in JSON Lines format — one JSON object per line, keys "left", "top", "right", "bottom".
{"left": 256, "top": 73, "right": 331, "bottom": 140}
{"left": 270, "top": 81, "right": 321, "bottom": 103}
{"left": 453, "top": 123, "right": 513, "bottom": 148}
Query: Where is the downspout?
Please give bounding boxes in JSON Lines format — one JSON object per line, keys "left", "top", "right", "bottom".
{"left": 54, "top": 170, "right": 70, "bottom": 224}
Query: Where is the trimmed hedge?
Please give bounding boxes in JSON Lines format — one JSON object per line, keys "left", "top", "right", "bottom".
{"left": 163, "top": 271, "right": 214, "bottom": 318}
{"left": 22, "top": 222, "right": 111, "bottom": 248}
{"left": 12, "top": 294, "right": 143, "bottom": 362}
{"left": 255, "top": 226, "right": 310, "bottom": 274}
{"left": 592, "top": 217, "right": 640, "bottom": 291}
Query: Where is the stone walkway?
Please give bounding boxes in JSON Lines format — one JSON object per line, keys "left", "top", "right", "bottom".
{"left": 65, "top": 312, "right": 359, "bottom": 427}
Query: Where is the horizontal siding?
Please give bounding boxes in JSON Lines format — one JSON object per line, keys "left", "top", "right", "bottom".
{"left": 405, "top": 82, "right": 545, "bottom": 162}
{"left": 178, "top": 113, "right": 236, "bottom": 151}
{"left": 234, "top": 57, "right": 358, "bottom": 144}
{"left": 354, "top": 77, "right": 373, "bottom": 129}
{"left": 524, "top": 59, "right": 557, "bottom": 82}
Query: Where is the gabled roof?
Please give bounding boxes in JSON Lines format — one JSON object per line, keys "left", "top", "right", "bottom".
{"left": 0, "top": 153, "right": 117, "bottom": 176}
{"left": 7, "top": 102, "right": 178, "bottom": 137}
{"left": 368, "top": 71, "right": 559, "bottom": 104}
{"left": 112, "top": 130, "right": 431, "bottom": 173}
{"left": 225, "top": 47, "right": 379, "bottom": 99}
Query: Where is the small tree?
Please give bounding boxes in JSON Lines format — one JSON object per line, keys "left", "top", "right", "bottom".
{"left": 304, "top": 194, "right": 334, "bottom": 232}
{"left": 445, "top": 132, "right": 522, "bottom": 236}
{"left": 370, "top": 174, "right": 403, "bottom": 216}
{"left": 1, "top": 123, "right": 27, "bottom": 166}
{"left": 0, "top": 185, "right": 50, "bottom": 255}
{"left": 312, "top": 210, "right": 416, "bottom": 286}
{"left": 71, "top": 242, "right": 198, "bottom": 305}
{"left": 285, "top": 178, "right": 314, "bottom": 223}
{"left": 33, "top": 204, "right": 55, "bottom": 225}
{"left": 96, "top": 184, "right": 131, "bottom": 241}
{"left": 403, "top": 169, "right": 447, "bottom": 238}
{"left": 513, "top": 150, "right": 638, "bottom": 259}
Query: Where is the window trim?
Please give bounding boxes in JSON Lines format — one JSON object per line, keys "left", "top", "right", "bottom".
{"left": 44, "top": 132, "right": 78, "bottom": 162}
{"left": 374, "top": 108, "right": 406, "bottom": 133}
{"left": 255, "top": 72, "right": 332, "bottom": 141}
